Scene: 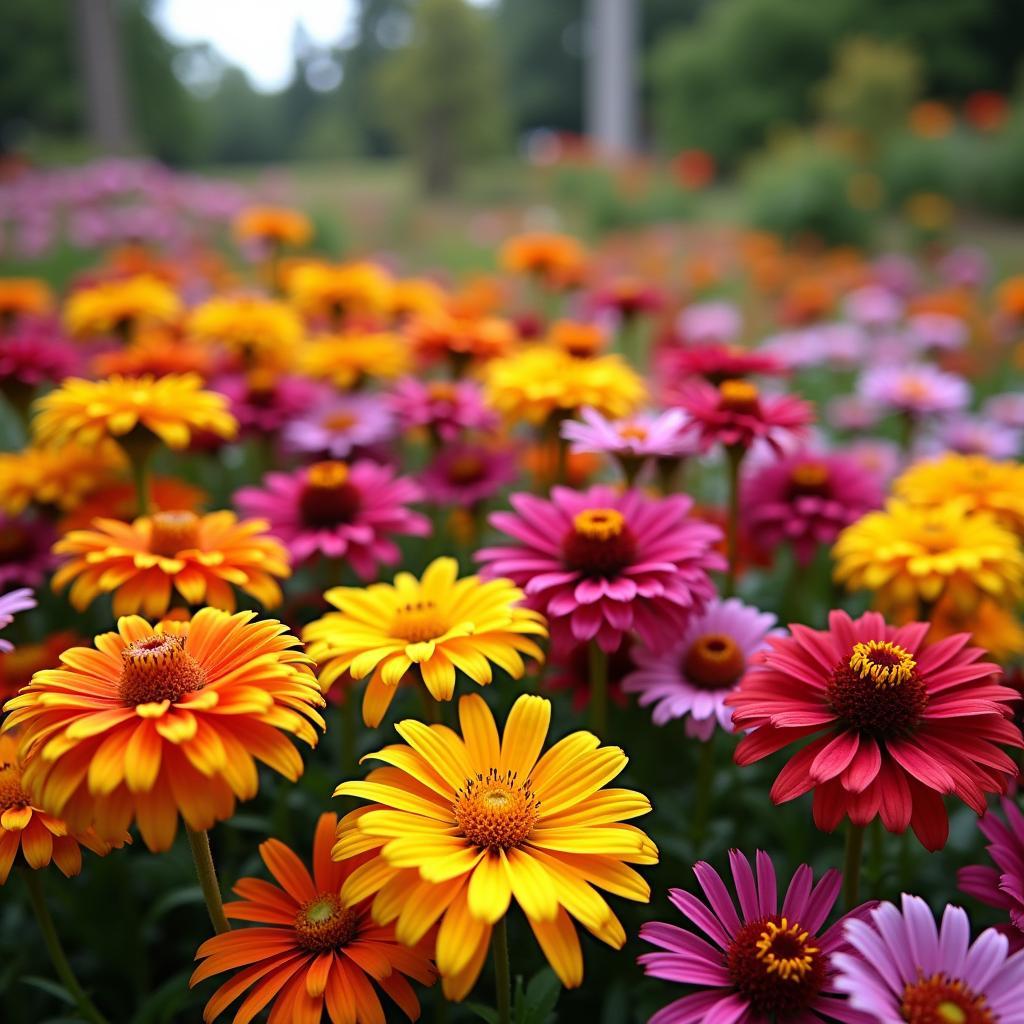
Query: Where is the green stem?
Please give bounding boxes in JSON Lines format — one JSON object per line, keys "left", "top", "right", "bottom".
{"left": 868, "top": 817, "right": 885, "bottom": 898}
{"left": 21, "top": 869, "right": 110, "bottom": 1024}
{"left": 588, "top": 641, "right": 608, "bottom": 737}
{"left": 129, "top": 451, "right": 152, "bottom": 517}
{"left": 340, "top": 697, "right": 357, "bottom": 777}
{"left": 492, "top": 915, "right": 511, "bottom": 1024}
{"left": 692, "top": 735, "right": 716, "bottom": 856}
{"left": 842, "top": 822, "right": 866, "bottom": 911}
{"left": 186, "top": 825, "right": 231, "bottom": 935}
{"left": 724, "top": 446, "right": 744, "bottom": 598}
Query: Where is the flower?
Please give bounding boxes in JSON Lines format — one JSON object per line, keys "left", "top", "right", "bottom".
{"left": 742, "top": 451, "right": 885, "bottom": 565}
{"left": 52, "top": 510, "right": 291, "bottom": 617}
{"left": 190, "top": 812, "right": 435, "bottom": 1024}
{"left": 500, "top": 232, "right": 588, "bottom": 290}
{"left": 407, "top": 311, "right": 517, "bottom": 366}
{"left": 389, "top": 377, "right": 496, "bottom": 442}
{"left": 91, "top": 329, "right": 217, "bottom": 379}
{"left": 0, "top": 734, "right": 127, "bottom": 884}
{"left": 63, "top": 275, "right": 182, "bottom": 340}
{"left": 930, "top": 415, "right": 1022, "bottom": 460}
{"left": 624, "top": 598, "right": 779, "bottom": 738}
{"left": 0, "top": 319, "right": 80, "bottom": 393}
{"left": 639, "top": 850, "right": 865, "bottom": 1024}
{"left": 676, "top": 301, "right": 743, "bottom": 345}
{"left": 233, "top": 205, "right": 312, "bottom": 248}
{"left": 727, "top": 610, "right": 1021, "bottom": 850}
{"left": 674, "top": 379, "right": 813, "bottom": 455}
{"left": 659, "top": 343, "right": 786, "bottom": 388}
{"left": 420, "top": 442, "right": 518, "bottom": 506}
{"left": 390, "top": 276, "right": 447, "bottom": 320}
{"left": 0, "top": 278, "right": 54, "bottom": 323}
{"left": 3, "top": 608, "right": 325, "bottom": 851}
{"left": 857, "top": 363, "right": 970, "bottom": 417}
{"left": 832, "top": 499, "right": 1024, "bottom": 621}
{"left": 0, "top": 631, "right": 80, "bottom": 703}
{"left": 477, "top": 486, "right": 724, "bottom": 654}
{"left": 547, "top": 319, "right": 609, "bottom": 358}
{"left": 187, "top": 295, "right": 304, "bottom": 368}
{"left": 985, "top": 392, "right": 1024, "bottom": 430}
{"left": 32, "top": 373, "right": 238, "bottom": 451}
{"left": 958, "top": 797, "right": 1024, "bottom": 949}
{"left": 560, "top": 408, "right": 697, "bottom": 472}
{"left": 286, "top": 262, "right": 392, "bottom": 324}
{"left": 0, "top": 515, "right": 57, "bottom": 590}
{"left": 301, "top": 332, "right": 410, "bottom": 390}
{"left": 59, "top": 477, "right": 207, "bottom": 533}
{"left": 587, "top": 277, "right": 663, "bottom": 321}
{"left": 0, "top": 441, "right": 126, "bottom": 515}
{"left": 235, "top": 460, "right": 429, "bottom": 572}
{"left": 833, "top": 894, "right": 1024, "bottom": 1023}
{"left": 333, "top": 693, "right": 657, "bottom": 998}
{"left": 213, "top": 371, "right": 330, "bottom": 438}
{"left": 0, "top": 588, "right": 35, "bottom": 653}
{"left": 546, "top": 638, "right": 635, "bottom": 712}
{"left": 303, "top": 557, "right": 546, "bottom": 726}
{"left": 282, "top": 393, "right": 396, "bottom": 461}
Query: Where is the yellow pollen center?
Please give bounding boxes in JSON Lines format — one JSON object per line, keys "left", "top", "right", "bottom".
{"left": 294, "top": 893, "right": 359, "bottom": 952}
{"left": 306, "top": 460, "right": 350, "bottom": 489}
{"left": 755, "top": 918, "right": 818, "bottom": 982}
{"left": 118, "top": 634, "right": 207, "bottom": 706}
{"left": 719, "top": 379, "right": 760, "bottom": 411}
{"left": 453, "top": 768, "right": 539, "bottom": 850}
{"left": 618, "top": 423, "right": 649, "bottom": 441}
{"left": 790, "top": 462, "right": 830, "bottom": 489}
{"left": 901, "top": 972, "right": 994, "bottom": 1024}
{"left": 0, "top": 762, "right": 30, "bottom": 811}
{"left": 848, "top": 640, "right": 917, "bottom": 688}
{"left": 573, "top": 508, "right": 626, "bottom": 541}
{"left": 322, "top": 411, "right": 358, "bottom": 431}
{"left": 148, "top": 510, "right": 201, "bottom": 556}
{"left": 391, "top": 600, "right": 448, "bottom": 644}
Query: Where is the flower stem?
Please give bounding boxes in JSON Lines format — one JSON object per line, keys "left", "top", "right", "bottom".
{"left": 842, "top": 822, "right": 866, "bottom": 910}
{"left": 186, "top": 824, "right": 231, "bottom": 935}
{"left": 724, "top": 446, "right": 744, "bottom": 598}
{"left": 21, "top": 868, "right": 110, "bottom": 1024}
{"left": 588, "top": 641, "right": 608, "bottom": 737}
{"left": 492, "top": 915, "right": 511, "bottom": 1024}
{"left": 129, "top": 450, "right": 151, "bottom": 517}
{"left": 692, "top": 735, "right": 716, "bottom": 856}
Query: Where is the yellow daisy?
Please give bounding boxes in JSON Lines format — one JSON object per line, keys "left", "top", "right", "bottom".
{"left": 233, "top": 205, "right": 312, "bottom": 248}
{"left": 63, "top": 275, "right": 182, "bottom": 341}
{"left": 187, "top": 295, "right": 304, "bottom": 368}
{"left": 0, "top": 441, "right": 126, "bottom": 516}
{"left": 333, "top": 692, "right": 657, "bottom": 1000}
{"left": 303, "top": 557, "right": 547, "bottom": 726}
{"left": 286, "top": 261, "right": 393, "bottom": 324}
{"left": 301, "top": 331, "right": 410, "bottom": 390}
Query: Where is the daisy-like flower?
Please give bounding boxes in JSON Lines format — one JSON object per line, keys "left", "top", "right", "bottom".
{"left": 389, "top": 276, "right": 447, "bottom": 321}
{"left": 286, "top": 262, "right": 393, "bottom": 324}
{"left": 0, "top": 515, "right": 57, "bottom": 590}
{"left": 833, "top": 499, "right": 1024, "bottom": 621}
{"left": 283, "top": 394, "right": 396, "bottom": 461}
{"left": 844, "top": 284, "right": 903, "bottom": 329}
{"left": 0, "top": 588, "right": 35, "bottom": 652}
{"left": 659, "top": 343, "right": 786, "bottom": 389}
{"left": 932, "top": 415, "right": 1022, "bottom": 460}
{"left": 63, "top": 275, "right": 182, "bottom": 340}
{"left": 587, "top": 276, "right": 663, "bottom": 321}
{"left": 727, "top": 609, "right": 1022, "bottom": 850}
{"left": 187, "top": 295, "right": 304, "bottom": 369}
{"left": 420, "top": 442, "right": 518, "bottom": 507}
{"left": 742, "top": 451, "right": 885, "bottom": 565}
{"left": 907, "top": 312, "right": 968, "bottom": 353}
{"left": 833, "top": 895, "right": 1024, "bottom": 1023}
{"left": 237, "top": 460, "right": 428, "bottom": 573}
{"left": 0, "top": 734, "right": 127, "bottom": 884}
{"left": 191, "top": 813, "right": 435, "bottom": 1024}
{"left": 213, "top": 371, "right": 330, "bottom": 438}
{"left": 301, "top": 332, "right": 410, "bottom": 390}
{"left": 407, "top": 310, "right": 518, "bottom": 367}
{"left": 639, "top": 850, "right": 864, "bottom": 1024}
{"left": 51, "top": 510, "right": 291, "bottom": 617}
{"left": 3, "top": 609, "right": 324, "bottom": 851}
{"left": 477, "top": 486, "right": 724, "bottom": 654}
{"left": 674, "top": 379, "right": 813, "bottom": 455}
{"left": 31, "top": 373, "right": 237, "bottom": 451}
{"left": 623, "top": 598, "right": 779, "bottom": 738}
{"left": 500, "top": 231, "right": 588, "bottom": 290}
{"left": 958, "top": 797, "right": 1024, "bottom": 949}
{"left": 0, "top": 441, "right": 127, "bottom": 516}
{"left": 91, "top": 329, "right": 217, "bottom": 380}
{"left": 333, "top": 693, "right": 657, "bottom": 999}
{"left": 857, "top": 363, "right": 970, "bottom": 417}
{"left": 59, "top": 477, "right": 207, "bottom": 533}
{"left": 0, "top": 278, "right": 54, "bottom": 325}
{"left": 676, "top": 300, "right": 743, "bottom": 345}
{"left": 0, "top": 319, "right": 80, "bottom": 394}
{"left": 233, "top": 205, "right": 312, "bottom": 249}
{"left": 986, "top": 392, "right": 1024, "bottom": 431}
{"left": 303, "top": 556, "right": 546, "bottom": 726}
{"left": 0, "top": 631, "right": 80, "bottom": 703}
{"left": 389, "top": 377, "right": 497, "bottom": 443}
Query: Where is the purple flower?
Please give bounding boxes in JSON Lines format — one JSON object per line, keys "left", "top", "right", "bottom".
{"left": 389, "top": 376, "right": 496, "bottom": 442}
{"left": 624, "top": 598, "right": 779, "bottom": 738}
{"left": 872, "top": 253, "right": 920, "bottom": 296}
{"left": 214, "top": 373, "right": 331, "bottom": 438}
{"left": 0, "top": 318, "right": 80, "bottom": 390}
{"left": 283, "top": 394, "right": 396, "bottom": 460}
{"left": 986, "top": 392, "right": 1024, "bottom": 431}
{"left": 834, "top": 894, "right": 1024, "bottom": 1023}
{"left": 939, "top": 245, "right": 990, "bottom": 289}
{"left": 929, "top": 415, "right": 1021, "bottom": 460}
{"left": 844, "top": 285, "right": 903, "bottom": 330}
{"left": 677, "top": 301, "right": 743, "bottom": 346}
{"left": 858, "top": 363, "right": 970, "bottom": 417}
{"left": 828, "top": 393, "right": 882, "bottom": 431}
{"left": 0, "top": 588, "right": 35, "bottom": 653}
{"left": 419, "top": 441, "right": 518, "bottom": 506}
{"left": 844, "top": 440, "right": 903, "bottom": 486}
{"left": 0, "top": 514, "right": 57, "bottom": 590}
{"left": 762, "top": 325, "right": 867, "bottom": 371}
{"left": 907, "top": 313, "right": 968, "bottom": 353}
{"left": 639, "top": 850, "right": 867, "bottom": 1024}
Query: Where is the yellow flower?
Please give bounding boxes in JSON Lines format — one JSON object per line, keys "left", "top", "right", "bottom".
{"left": 187, "top": 295, "right": 304, "bottom": 368}
{"left": 0, "top": 278, "right": 53, "bottom": 321}
{"left": 893, "top": 454, "right": 1024, "bottom": 538}
{"left": 0, "top": 441, "right": 126, "bottom": 515}
{"left": 928, "top": 596, "right": 1024, "bottom": 663}
{"left": 304, "top": 557, "right": 546, "bottom": 726}
{"left": 233, "top": 204, "right": 312, "bottom": 248}
{"left": 31, "top": 373, "right": 237, "bottom": 451}
{"left": 333, "top": 692, "right": 656, "bottom": 999}
{"left": 63, "top": 275, "right": 182, "bottom": 340}
{"left": 286, "top": 261, "right": 392, "bottom": 323}
{"left": 301, "top": 331, "right": 410, "bottom": 390}
{"left": 832, "top": 498, "right": 1024, "bottom": 620}
{"left": 390, "top": 276, "right": 447, "bottom": 320}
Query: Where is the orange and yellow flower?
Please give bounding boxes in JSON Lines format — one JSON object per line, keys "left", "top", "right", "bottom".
{"left": 301, "top": 332, "right": 410, "bottom": 390}
{"left": 304, "top": 557, "right": 546, "bottom": 726}
{"left": 63, "top": 275, "right": 182, "bottom": 340}
{"left": 286, "top": 261, "right": 392, "bottom": 324}
{"left": 233, "top": 205, "right": 313, "bottom": 249}
{"left": 59, "top": 478, "right": 208, "bottom": 534}
{"left": 333, "top": 693, "right": 656, "bottom": 999}
{"left": 52, "top": 510, "right": 291, "bottom": 617}
{"left": 0, "top": 632, "right": 80, "bottom": 703}
{"left": 0, "top": 441, "right": 127, "bottom": 515}
{"left": 187, "top": 295, "right": 304, "bottom": 368}
{"left": 91, "top": 328, "right": 216, "bottom": 380}
{"left": 0, "top": 277, "right": 53, "bottom": 322}
{"left": 500, "top": 232, "right": 588, "bottom": 290}
{"left": 406, "top": 310, "right": 518, "bottom": 366}
{"left": 3, "top": 609, "right": 325, "bottom": 851}
{"left": 191, "top": 813, "right": 435, "bottom": 1024}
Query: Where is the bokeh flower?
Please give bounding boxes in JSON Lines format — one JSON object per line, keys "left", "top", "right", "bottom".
{"left": 187, "top": 295, "right": 304, "bottom": 368}
{"left": 0, "top": 515, "right": 57, "bottom": 590}
{"left": 233, "top": 205, "right": 312, "bottom": 249}
{"left": 419, "top": 442, "right": 518, "bottom": 507}
{"left": 213, "top": 371, "right": 329, "bottom": 438}
{"left": 63, "top": 275, "right": 182, "bottom": 340}
{"left": 0, "top": 278, "right": 54, "bottom": 324}
{"left": 858, "top": 363, "right": 970, "bottom": 417}
{"left": 389, "top": 377, "right": 496, "bottom": 443}
{"left": 282, "top": 393, "right": 396, "bottom": 461}
{"left": 0, "top": 441, "right": 127, "bottom": 516}
{"left": 301, "top": 331, "right": 410, "bottom": 390}
{"left": 0, "top": 588, "right": 35, "bottom": 652}
{"left": 500, "top": 232, "right": 587, "bottom": 290}
{"left": 286, "top": 261, "right": 392, "bottom": 324}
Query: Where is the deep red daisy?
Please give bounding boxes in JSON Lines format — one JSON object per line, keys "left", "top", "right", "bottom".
{"left": 726, "top": 610, "right": 1022, "bottom": 851}
{"left": 658, "top": 343, "right": 786, "bottom": 389}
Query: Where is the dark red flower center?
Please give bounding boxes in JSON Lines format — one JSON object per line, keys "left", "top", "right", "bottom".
{"left": 718, "top": 379, "right": 761, "bottom": 415}
{"left": 294, "top": 893, "right": 359, "bottom": 952}
{"left": 447, "top": 454, "right": 487, "bottom": 485}
{"left": 683, "top": 633, "right": 746, "bottom": 689}
{"left": 0, "top": 524, "right": 33, "bottom": 563}
{"left": 787, "top": 461, "right": 831, "bottom": 498}
{"left": 118, "top": 633, "right": 206, "bottom": 706}
{"left": 827, "top": 640, "right": 927, "bottom": 737}
{"left": 901, "top": 972, "right": 994, "bottom": 1024}
{"left": 453, "top": 768, "right": 539, "bottom": 850}
{"left": 562, "top": 508, "right": 636, "bottom": 578}
{"left": 299, "top": 461, "right": 362, "bottom": 528}
{"left": 148, "top": 510, "right": 200, "bottom": 556}
{"left": 726, "top": 915, "right": 825, "bottom": 1018}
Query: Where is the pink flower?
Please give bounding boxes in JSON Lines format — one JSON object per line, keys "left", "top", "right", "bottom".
{"left": 677, "top": 300, "right": 743, "bottom": 345}
{"left": 419, "top": 441, "right": 518, "bottom": 505}
{"left": 858, "top": 363, "right": 970, "bottom": 417}
{"left": 389, "top": 377, "right": 496, "bottom": 443}
{"left": 0, "top": 588, "right": 35, "bottom": 653}
{"left": 930, "top": 415, "right": 1021, "bottom": 460}
{"left": 283, "top": 393, "right": 396, "bottom": 460}
{"left": 477, "top": 486, "right": 723, "bottom": 653}
{"left": 985, "top": 392, "right": 1024, "bottom": 431}
{"left": 0, "top": 514, "right": 57, "bottom": 590}
{"left": 214, "top": 373, "right": 330, "bottom": 437}
{"left": 235, "top": 460, "right": 429, "bottom": 577}
{"left": 907, "top": 312, "right": 968, "bottom": 353}
{"left": 843, "top": 285, "right": 903, "bottom": 329}
{"left": 659, "top": 344, "right": 785, "bottom": 388}
{"left": 0, "top": 318, "right": 80, "bottom": 389}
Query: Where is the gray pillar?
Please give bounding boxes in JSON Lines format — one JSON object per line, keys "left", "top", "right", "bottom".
{"left": 586, "top": 0, "right": 638, "bottom": 158}
{"left": 73, "top": 0, "right": 134, "bottom": 152}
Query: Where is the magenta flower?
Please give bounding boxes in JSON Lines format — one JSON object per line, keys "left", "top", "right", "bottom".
{"left": 742, "top": 450, "right": 885, "bottom": 565}
{"left": 389, "top": 376, "right": 496, "bottom": 443}
{"left": 834, "top": 895, "right": 1024, "bottom": 1023}
{"left": 283, "top": 393, "right": 396, "bottom": 460}
{"left": 0, "top": 514, "right": 57, "bottom": 590}
{"left": 477, "top": 486, "right": 723, "bottom": 654}
{"left": 659, "top": 344, "right": 786, "bottom": 389}
{"left": 213, "top": 373, "right": 330, "bottom": 437}
{"left": 0, "top": 587, "right": 35, "bottom": 653}
{"left": 419, "top": 441, "right": 518, "bottom": 506}
{"left": 858, "top": 363, "right": 970, "bottom": 417}
{"left": 762, "top": 325, "right": 867, "bottom": 372}
{"left": 958, "top": 798, "right": 1024, "bottom": 950}
{"left": 235, "top": 460, "right": 428, "bottom": 577}
{"left": 0, "top": 319, "right": 80, "bottom": 391}
{"left": 639, "top": 850, "right": 867, "bottom": 1024}
{"left": 624, "top": 598, "right": 779, "bottom": 738}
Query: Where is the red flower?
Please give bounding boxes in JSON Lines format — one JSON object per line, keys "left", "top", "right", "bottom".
{"left": 726, "top": 610, "right": 1022, "bottom": 851}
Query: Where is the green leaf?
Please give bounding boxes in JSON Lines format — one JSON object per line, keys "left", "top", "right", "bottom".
{"left": 143, "top": 884, "right": 204, "bottom": 924}
{"left": 464, "top": 1001, "right": 500, "bottom": 1024}
{"left": 21, "top": 976, "right": 75, "bottom": 1005}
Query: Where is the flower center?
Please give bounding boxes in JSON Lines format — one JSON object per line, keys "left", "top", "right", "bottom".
{"left": 453, "top": 768, "right": 539, "bottom": 850}
{"left": 321, "top": 411, "right": 358, "bottom": 432}
{"left": 727, "top": 915, "right": 825, "bottom": 1018}
{"left": 788, "top": 461, "right": 831, "bottom": 497}
{"left": 618, "top": 423, "right": 649, "bottom": 442}
{"left": 552, "top": 323, "right": 604, "bottom": 358}
{"left": 294, "top": 893, "right": 359, "bottom": 952}
{"left": 149, "top": 510, "right": 201, "bottom": 556}
{"left": 0, "top": 524, "right": 32, "bottom": 564}
{"left": 683, "top": 633, "right": 746, "bottom": 689}
{"left": 447, "top": 454, "right": 486, "bottom": 485}
{"left": 298, "top": 461, "right": 362, "bottom": 528}
{"left": 827, "top": 641, "right": 927, "bottom": 737}
{"left": 901, "top": 973, "right": 994, "bottom": 1024}
{"left": 718, "top": 379, "right": 760, "bottom": 414}
{"left": 118, "top": 634, "right": 206, "bottom": 706}
{"left": 391, "top": 600, "right": 447, "bottom": 644}
{"left": 0, "top": 761, "right": 30, "bottom": 810}
{"left": 563, "top": 508, "right": 637, "bottom": 579}
{"left": 427, "top": 381, "right": 458, "bottom": 402}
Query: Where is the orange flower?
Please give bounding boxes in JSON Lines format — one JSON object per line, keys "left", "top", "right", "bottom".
{"left": 0, "top": 441, "right": 127, "bottom": 516}
{"left": 0, "top": 278, "right": 53, "bottom": 322}
{"left": 407, "top": 310, "right": 518, "bottom": 366}
{"left": 3, "top": 609, "right": 325, "bottom": 851}
{"left": 91, "top": 328, "right": 217, "bottom": 379}
{"left": 0, "top": 734, "right": 127, "bottom": 883}
{"left": 233, "top": 205, "right": 313, "bottom": 248}
{"left": 58, "top": 477, "right": 208, "bottom": 533}
{"left": 63, "top": 275, "right": 182, "bottom": 340}
{"left": 500, "top": 232, "right": 588, "bottom": 290}
{"left": 779, "top": 277, "right": 835, "bottom": 325}
{"left": 191, "top": 813, "right": 435, "bottom": 1023}
{"left": 547, "top": 319, "right": 608, "bottom": 358}
{"left": 0, "top": 631, "right": 80, "bottom": 703}
{"left": 52, "top": 510, "right": 291, "bottom": 616}
{"left": 910, "top": 100, "right": 955, "bottom": 139}
{"left": 997, "top": 276, "right": 1024, "bottom": 322}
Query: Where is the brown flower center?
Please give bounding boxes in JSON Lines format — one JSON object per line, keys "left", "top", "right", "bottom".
{"left": 563, "top": 508, "right": 637, "bottom": 578}
{"left": 294, "top": 893, "right": 359, "bottom": 952}
{"left": 788, "top": 461, "right": 831, "bottom": 498}
{"left": 447, "top": 454, "right": 486, "bottom": 485}
{"left": 0, "top": 524, "right": 33, "bottom": 563}
{"left": 683, "top": 633, "right": 746, "bottom": 689}
{"left": 390, "top": 600, "right": 447, "bottom": 644}
{"left": 427, "top": 381, "right": 458, "bottom": 402}
{"left": 718, "top": 379, "right": 761, "bottom": 414}
{"left": 299, "top": 461, "right": 362, "bottom": 528}
{"left": 901, "top": 973, "right": 994, "bottom": 1024}
{"left": 0, "top": 761, "right": 30, "bottom": 810}
{"left": 149, "top": 510, "right": 201, "bottom": 556}
{"left": 321, "top": 411, "right": 358, "bottom": 432}
{"left": 118, "top": 634, "right": 206, "bottom": 706}
{"left": 453, "top": 768, "right": 539, "bottom": 850}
